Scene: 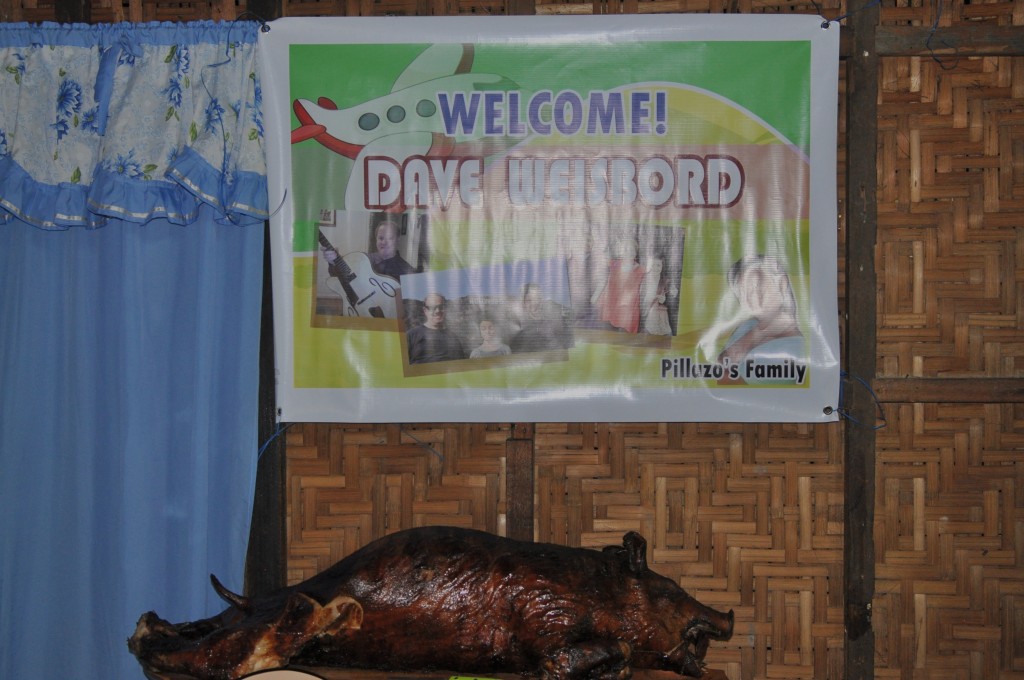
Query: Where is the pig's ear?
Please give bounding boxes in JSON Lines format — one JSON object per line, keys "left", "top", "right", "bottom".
{"left": 283, "top": 592, "right": 363, "bottom": 637}
{"left": 319, "top": 594, "right": 363, "bottom": 635}
{"left": 622, "top": 531, "right": 648, "bottom": 574}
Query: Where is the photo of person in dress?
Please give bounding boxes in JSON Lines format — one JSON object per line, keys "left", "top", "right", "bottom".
{"left": 642, "top": 256, "right": 673, "bottom": 336}
{"left": 591, "top": 236, "right": 646, "bottom": 333}
{"left": 566, "top": 223, "right": 684, "bottom": 339}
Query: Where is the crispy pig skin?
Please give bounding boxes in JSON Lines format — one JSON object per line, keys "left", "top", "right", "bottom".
{"left": 130, "top": 526, "right": 733, "bottom": 680}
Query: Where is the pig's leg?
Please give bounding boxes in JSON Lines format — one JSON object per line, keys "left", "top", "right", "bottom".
{"left": 540, "top": 639, "right": 633, "bottom": 680}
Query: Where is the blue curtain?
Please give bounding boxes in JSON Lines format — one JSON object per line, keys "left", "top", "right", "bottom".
{"left": 0, "top": 21, "right": 268, "bottom": 680}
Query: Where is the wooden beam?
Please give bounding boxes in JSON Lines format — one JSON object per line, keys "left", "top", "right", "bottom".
{"left": 836, "top": 25, "right": 1024, "bottom": 60}
{"left": 844, "top": 3, "right": 879, "bottom": 680}
{"left": 506, "top": 423, "right": 535, "bottom": 542}
{"left": 242, "top": 0, "right": 286, "bottom": 600}
{"left": 873, "top": 378, "right": 1024, "bottom": 404}
{"left": 876, "top": 25, "right": 1024, "bottom": 57}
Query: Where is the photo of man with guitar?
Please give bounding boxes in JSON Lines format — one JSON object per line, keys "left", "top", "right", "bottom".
{"left": 317, "top": 212, "right": 424, "bottom": 320}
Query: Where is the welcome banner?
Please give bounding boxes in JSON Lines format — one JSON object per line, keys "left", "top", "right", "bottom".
{"left": 259, "top": 15, "right": 840, "bottom": 423}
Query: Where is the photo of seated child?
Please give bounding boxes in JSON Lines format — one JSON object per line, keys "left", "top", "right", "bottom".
{"left": 470, "top": 318, "right": 511, "bottom": 359}
{"left": 716, "top": 254, "right": 804, "bottom": 384}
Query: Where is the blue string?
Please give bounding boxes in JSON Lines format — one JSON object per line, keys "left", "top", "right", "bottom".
{"left": 198, "top": 47, "right": 237, "bottom": 224}
{"left": 257, "top": 424, "right": 444, "bottom": 462}
{"left": 400, "top": 427, "right": 445, "bottom": 461}
{"left": 198, "top": 25, "right": 264, "bottom": 226}
{"left": 234, "top": 11, "right": 271, "bottom": 32}
{"left": 819, "top": 0, "right": 882, "bottom": 28}
{"left": 258, "top": 422, "right": 294, "bottom": 459}
{"left": 837, "top": 370, "right": 887, "bottom": 430}
{"left": 925, "top": 0, "right": 961, "bottom": 70}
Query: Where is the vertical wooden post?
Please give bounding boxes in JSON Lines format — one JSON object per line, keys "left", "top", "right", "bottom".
{"left": 505, "top": 0, "right": 535, "bottom": 16}
{"left": 54, "top": 0, "right": 90, "bottom": 23}
{"left": 245, "top": 223, "right": 287, "bottom": 596}
{"left": 243, "top": 0, "right": 286, "bottom": 599}
{"left": 506, "top": 423, "right": 535, "bottom": 542}
{"left": 247, "top": 0, "right": 282, "bottom": 22}
{"left": 845, "top": 7, "right": 879, "bottom": 680}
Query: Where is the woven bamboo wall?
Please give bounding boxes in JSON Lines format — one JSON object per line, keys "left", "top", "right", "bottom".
{"left": 284, "top": 421, "right": 847, "bottom": 679}
{"left": 0, "top": 0, "right": 847, "bottom": 22}
{"left": 277, "top": 4, "right": 851, "bottom": 678}
{"left": 873, "top": 1, "right": 1024, "bottom": 676}
{"left": 0, "top": 1, "right": 1021, "bottom": 679}
{"left": 0, "top": 0, "right": 242, "bottom": 22}
{"left": 276, "top": 2, "right": 1024, "bottom": 679}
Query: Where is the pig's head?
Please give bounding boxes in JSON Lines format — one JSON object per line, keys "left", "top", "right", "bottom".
{"left": 128, "top": 575, "right": 362, "bottom": 680}
{"left": 605, "top": 532, "right": 734, "bottom": 677}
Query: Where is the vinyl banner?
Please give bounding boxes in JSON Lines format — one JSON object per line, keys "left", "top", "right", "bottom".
{"left": 259, "top": 15, "right": 840, "bottom": 423}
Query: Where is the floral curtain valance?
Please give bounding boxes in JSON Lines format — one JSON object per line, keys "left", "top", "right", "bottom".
{"left": 0, "top": 21, "right": 268, "bottom": 229}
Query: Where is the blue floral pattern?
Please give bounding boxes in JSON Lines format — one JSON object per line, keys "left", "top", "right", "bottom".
{"left": 102, "top": 149, "right": 157, "bottom": 180}
{"left": 4, "top": 51, "right": 26, "bottom": 83}
{"left": 53, "top": 77, "right": 83, "bottom": 144}
{"left": 81, "top": 106, "right": 102, "bottom": 134}
{"left": 56, "top": 78, "right": 83, "bottom": 118}
{"left": 0, "top": 21, "right": 267, "bottom": 229}
{"left": 250, "top": 75, "right": 263, "bottom": 141}
{"left": 161, "top": 44, "right": 191, "bottom": 119}
{"left": 204, "top": 97, "right": 225, "bottom": 135}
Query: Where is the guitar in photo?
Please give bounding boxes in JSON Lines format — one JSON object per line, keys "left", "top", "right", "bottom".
{"left": 318, "top": 229, "right": 399, "bottom": 319}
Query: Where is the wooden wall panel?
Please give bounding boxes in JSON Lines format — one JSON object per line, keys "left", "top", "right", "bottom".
{"left": 2, "top": 1, "right": 1022, "bottom": 679}
{"left": 0, "top": 0, "right": 59, "bottom": 21}
{"left": 875, "top": 29, "right": 1024, "bottom": 680}
{"left": 532, "top": 422, "right": 846, "bottom": 680}
{"left": 877, "top": 55, "right": 1024, "bottom": 379}
{"left": 286, "top": 421, "right": 847, "bottom": 680}
{"left": 285, "top": 423, "right": 512, "bottom": 583}
{"left": 0, "top": 0, "right": 245, "bottom": 22}
{"left": 274, "top": 0, "right": 841, "bottom": 18}
{"left": 874, "top": 404, "right": 1024, "bottom": 680}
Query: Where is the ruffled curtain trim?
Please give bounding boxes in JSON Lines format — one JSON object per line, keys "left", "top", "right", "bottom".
{"left": 0, "top": 21, "right": 268, "bottom": 230}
